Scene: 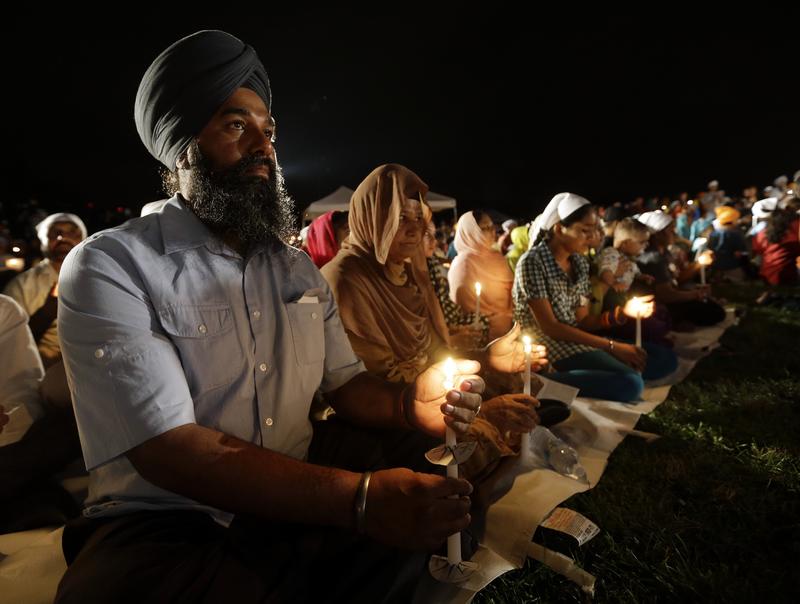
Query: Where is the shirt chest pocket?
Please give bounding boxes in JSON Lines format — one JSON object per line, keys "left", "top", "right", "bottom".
{"left": 285, "top": 302, "right": 325, "bottom": 365}
{"left": 158, "top": 304, "right": 238, "bottom": 392}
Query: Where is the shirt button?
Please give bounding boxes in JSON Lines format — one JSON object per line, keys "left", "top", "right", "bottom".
{"left": 311, "top": 312, "right": 318, "bottom": 320}
{"left": 94, "top": 348, "right": 104, "bottom": 359}
{"left": 198, "top": 324, "right": 207, "bottom": 334}
{"left": 252, "top": 310, "right": 261, "bottom": 319}
{"left": 264, "top": 417, "right": 273, "bottom": 426}
{"left": 259, "top": 363, "right": 268, "bottom": 372}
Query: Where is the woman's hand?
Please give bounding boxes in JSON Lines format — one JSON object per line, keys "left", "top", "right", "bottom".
{"left": 610, "top": 341, "right": 647, "bottom": 372}
{"left": 486, "top": 323, "right": 548, "bottom": 373}
{"left": 622, "top": 294, "right": 655, "bottom": 319}
{"left": 479, "top": 394, "right": 540, "bottom": 434}
{"left": 411, "top": 359, "right": 485, "bottom": 438}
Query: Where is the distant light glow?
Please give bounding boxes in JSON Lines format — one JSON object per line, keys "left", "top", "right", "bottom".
{"left": 5, "top": 258, "right": 24, "bottom": 271}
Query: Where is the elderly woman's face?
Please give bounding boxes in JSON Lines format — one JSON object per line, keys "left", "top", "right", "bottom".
{"left": 422, "top": 223, "right": 437, "bottom": 258}
{"left": 387, "top": 198, "right": 424, "bottom": 263}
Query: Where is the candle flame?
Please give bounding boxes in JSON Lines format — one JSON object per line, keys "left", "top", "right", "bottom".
{"left": 443, "top": 357, "right": 457, "bottom": 391}
{"left": 474, "top": 282, "right": 482, "bottom": 296}
{"left": 522, "top": 334, "right": 532, "bottom": 354}
{"left": 629, "top": 296, "right": 645, "bottom": 318}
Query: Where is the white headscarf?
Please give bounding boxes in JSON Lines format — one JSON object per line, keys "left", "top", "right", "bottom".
{"left": 637, "top": 210, "right": 674, "bottom": 233}
{"left": 35, "top": 213, "right": 88, "bottom": 252}
{"left": 752, "top": 197, "right": 778, "bottom": 221}
{"left": 530, "top": 192, "right": 591, "bottom": 243}
{"left": 501, "top": 219, "right": 518, "bottom": 233}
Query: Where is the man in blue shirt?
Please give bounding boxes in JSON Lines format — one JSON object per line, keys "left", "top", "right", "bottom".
{"left": 55, "top": 30, "right": 484, "bottom": 603}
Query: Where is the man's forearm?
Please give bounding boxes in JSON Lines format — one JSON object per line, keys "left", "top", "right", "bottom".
{"left": 656, "top": 283, "right": 693, "bottom": 304}
{"left": 327, "top": 372, "right": 411, "bottom": 431}
{"left": 29, "top": 295, "right": 58, "bottom": 342}
{"left": 127, "top": 423, "right": 361, "bottom": 528}
{"left": 540, "top": 317, "right": 611, "bottom": 349}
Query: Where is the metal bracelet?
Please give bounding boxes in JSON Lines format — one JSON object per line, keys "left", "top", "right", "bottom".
{"left": 354, "top": 471, "right": 372, "bottom": 535}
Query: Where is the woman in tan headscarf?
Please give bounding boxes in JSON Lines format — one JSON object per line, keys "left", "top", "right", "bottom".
{"left": 322, "top": 164, "right": 450, "bottom": 382}
{"left": 448, "top": 211, "right": 515, "bottom": 339}
{"left": 323, "top": 165, "right": 547, "bottom": 481}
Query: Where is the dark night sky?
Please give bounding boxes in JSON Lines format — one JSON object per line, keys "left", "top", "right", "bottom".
{"left": 3, "top": 11, "right": 798, "bottom": 223}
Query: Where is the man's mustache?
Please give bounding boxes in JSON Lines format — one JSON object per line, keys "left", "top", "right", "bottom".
{"left": 216, "top": 155, "right": 274, "bottom": 179}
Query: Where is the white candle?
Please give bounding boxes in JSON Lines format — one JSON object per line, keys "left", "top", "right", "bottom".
{"left": 521, "top": 336, "right": 533, "bottom": 458}
{"left": 628, "top": 297, "right": 644, "bottom": 347}
{"left": 442, "top": 357, "right": 461, "bottom": 565}
{"left": 697, "top": 250, "right": 712, "bottom": 286}
{"left": 474, "top": 282, "right": 482, "bottom": 317}
{"left": 522, "top": 336, "right": 532, "bottom": 396}
{"left": 636, "top": 316, "right": 642, "bottom": 348}
{"left": 636, "top": 315, "right": 642, "bottom": 348}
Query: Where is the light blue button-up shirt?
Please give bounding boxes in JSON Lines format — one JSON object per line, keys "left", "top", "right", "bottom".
{"left": 58, "top": 196, "right": 365, "bottom": 523}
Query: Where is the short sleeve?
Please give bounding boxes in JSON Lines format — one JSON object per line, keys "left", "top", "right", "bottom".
{"left": 58, "top": 242, "right": 196, "bottom": 470}
{"left": 597, "top": 248, "right": 619, "bottom": 275}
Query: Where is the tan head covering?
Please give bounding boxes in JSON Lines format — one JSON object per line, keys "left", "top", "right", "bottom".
{"left": 321, "top": 164, "right": 450, "bottom": 382}
{"left": 448, "top": 211, "right": 514, "bottom": 339}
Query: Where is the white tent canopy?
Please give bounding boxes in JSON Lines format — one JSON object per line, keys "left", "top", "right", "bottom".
{"left": 301, "top": 186, "right": 354, "bottom": 222}
{"left": 303, "top": 186, "right": 457, "bottom": 223}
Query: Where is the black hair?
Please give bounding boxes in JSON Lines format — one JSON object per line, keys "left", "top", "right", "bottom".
{"left": 472, "top": 209, "right": 489, "bottom": 224}
{"left": 533, "top": 203, "right": 596, "bottom": 246}
{"left": 560, "top": 204, "right": 596, "bottom": 228}
{"left": 331, "top": 211, "right": 349, "bottom": 230}
{"left": 767, "top": 208, "right": 798, "bottom": 244}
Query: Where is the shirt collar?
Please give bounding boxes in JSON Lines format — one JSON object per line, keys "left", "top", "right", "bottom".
{"left": 158, "top": 194, "right": 288, "bottom": 260}
{"left": 158, "top": 195, "right": 218, "bottom": 255}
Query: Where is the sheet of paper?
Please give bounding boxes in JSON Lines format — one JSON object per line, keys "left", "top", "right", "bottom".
{"left": 0, "top": 405, "right": 33, "bottom": 447}
{"left": 537, "top": 376, "right": 579, "bottom": 406}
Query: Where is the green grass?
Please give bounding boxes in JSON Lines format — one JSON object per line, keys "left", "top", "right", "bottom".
{"left": 476, "top": 283, "right": 800, "bottom": 603}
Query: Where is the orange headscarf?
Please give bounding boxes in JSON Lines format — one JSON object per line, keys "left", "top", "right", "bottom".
{"left": 448, "top": 211, "right": 514, "bottom": 338}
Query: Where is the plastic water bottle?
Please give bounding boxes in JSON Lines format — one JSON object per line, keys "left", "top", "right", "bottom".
{"left": 530, "top": 426, "right": 587, "bottom": 482}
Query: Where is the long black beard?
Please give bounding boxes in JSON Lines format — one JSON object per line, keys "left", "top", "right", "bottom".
{"left": 183, "top": 144, "right": 296, "bottom": 249}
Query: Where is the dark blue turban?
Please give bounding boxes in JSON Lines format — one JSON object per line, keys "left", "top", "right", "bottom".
{"left": 135, "top": 30, "right": 271, "bottom": 170}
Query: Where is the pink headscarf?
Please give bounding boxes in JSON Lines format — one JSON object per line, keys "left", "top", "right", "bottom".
{"left": 448, "top": 211, "right": 514, "bottom": 338}
{"left": 305, "top": 211, "right": 341, "bottom": 268}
